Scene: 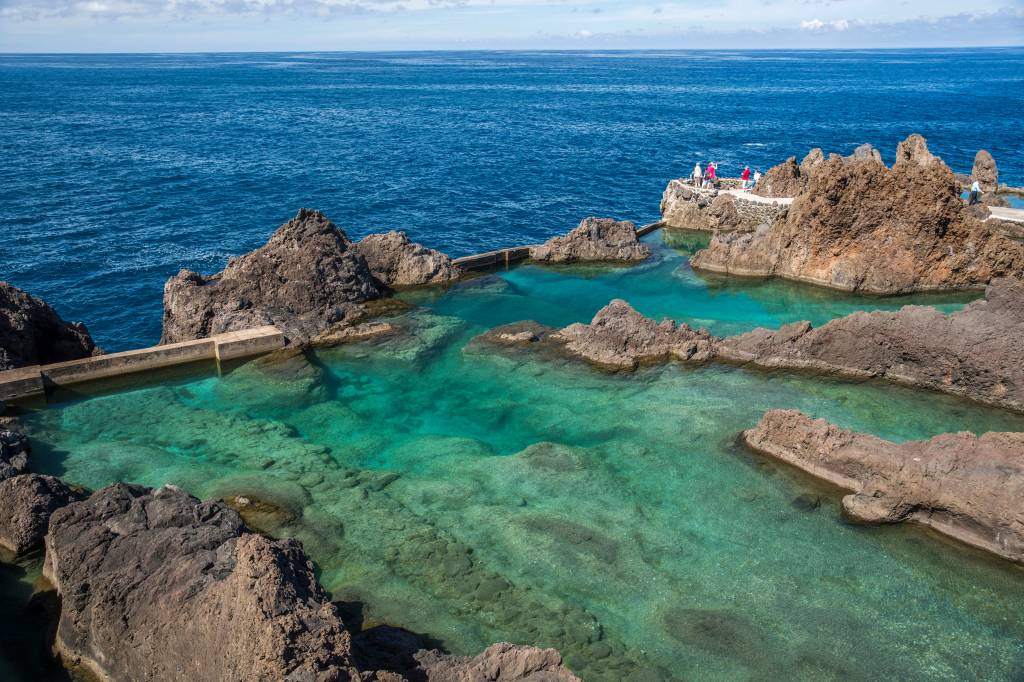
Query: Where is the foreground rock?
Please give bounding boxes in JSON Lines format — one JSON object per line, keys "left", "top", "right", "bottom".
{"left": 161, "top": 209, "right": 387, "bottom": 344}
{"left": 0, "top": 428, "right": 29, "bottom": 480}
{"left": 529, "top": 218, "right": 651, "bottom": 263}
{"left": 45, "top": 483, "right": 368, "bottom": 681}
{"left": 0, "top": 281, "right": 100, "bottom": 370}
{"left": 718, "top": 278, "right": 1024, "bottom": 412}
{"left": 416, "top": 642, "right": 581, "bottom": 682}
{"left": 973, "top": 150, "right": 998, "bottom": 192}
{"left": 0, "top": 474, "right": 81, "bottom": 557}
{"left": 743, "top": 410, "right": 1024, "bottom": 563}
{"left": 354, "top": 231, "right": 463, "bottom": 287}
{"left": 692, "top": 134, "right": 1024, "bottom": 294}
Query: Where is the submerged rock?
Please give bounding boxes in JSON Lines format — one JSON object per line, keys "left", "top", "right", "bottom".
{"left": 0, "top": 281, "right": 100, "bottom": 371}
{"left": 743, "top": 410, "right": 1024, "bottom": 563}
{"left": 354, "top": 230, "right": 463, "bottom": 287}
{"left": 972, "top": 150, "right": 998, "bottom": 192}
{"left": 718, "top": 278, "right": 1024, "bottom": 412}
{"left": 530, "top": 218, "right": 651, "bottom": 263}
{"left": 554, "top": 300, "right": 716, "bottom": 370}
{"left": 692, "top": 134, "right": 1024, "bottom": 294}
{"left": 44, "top": 483, "right": 367, "bottom": 682}
{"left": 415, "top": 642, "right": 581, "bottom": 682}
{"left": 161, "top": 208, "right": 387, "bottom": 344}
{"left": 0, "top": 474, "right": 80, "bottom": 557}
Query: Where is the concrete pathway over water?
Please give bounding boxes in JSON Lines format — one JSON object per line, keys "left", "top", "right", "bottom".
{"left": 988, "top": 206, "right": 1024, "bottom": 224}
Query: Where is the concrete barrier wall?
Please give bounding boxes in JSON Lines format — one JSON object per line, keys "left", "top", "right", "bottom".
{"left": 0, "top": 326, "right": 285, "bottom": 403}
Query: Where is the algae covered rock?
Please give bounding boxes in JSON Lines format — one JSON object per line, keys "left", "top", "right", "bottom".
{"left": 354, "top": 230, "right": 463, "bottom": 287}
{"left": 161, "top": 208, "right": 386, "bottom": 344}
{"left": 530, "top": 218, "right": 651, "bottom": 263}
{"left": 0, "top": 281, "right": 100, "bottom": 370}
{"left": 743, "top": 410, "right": 1024, "bottom": 563}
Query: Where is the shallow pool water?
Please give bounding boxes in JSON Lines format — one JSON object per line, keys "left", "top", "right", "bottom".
{"left": 12, "top": 233, "right": 1024, "bottom": 681}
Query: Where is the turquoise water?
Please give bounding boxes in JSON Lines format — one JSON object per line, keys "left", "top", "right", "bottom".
{"left": 13, "top": 233, "right": 1024, "bottom": 681}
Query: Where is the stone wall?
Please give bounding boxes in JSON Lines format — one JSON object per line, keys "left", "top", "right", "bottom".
{"left": 660, "top": 180, "right": 788, "bottom": 232}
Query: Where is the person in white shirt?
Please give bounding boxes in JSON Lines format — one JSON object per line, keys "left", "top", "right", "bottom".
{"left": 692, "top": 162, "right": 702, "bottom": 187}
{"left": 753, "top": 169, "right": 762, "bottom": 188}
{"left": 968, "top": 180, "right": 981, "bottom": 206}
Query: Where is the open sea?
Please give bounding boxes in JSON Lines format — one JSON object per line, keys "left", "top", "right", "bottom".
{"left": 2, "top": 48, "right": 1023, "bottom": 350}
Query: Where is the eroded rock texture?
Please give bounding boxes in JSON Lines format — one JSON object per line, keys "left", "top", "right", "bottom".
{"left": 0, "top": 474, "right": 80, "bottom": 557}
{"left": 0, "top": 281, "right": 100, "bottom": 370}
{"left": 44, "top": 483, "right": 367, "bottom": 682}
{"left": 743, "top": 410, "right": 1024, "bottom": 563}
{"left": 692, "top": 134, "right": 1024, "bottom": 294}
{"left": 161, "top": 209, "right": 386, "bottom": 344}
{"left": 529, "top": 218, "right": 651, "bottom": 263}
{"left": 0, "top": 429, "right": 29, "bottom": 480}
{"left": 355, "top": 231, "right": 463, "bottom": 287}
{"left": 753, "top": 149, "right": 824, "bottom": 198}
{"left": 718, "top": 278, "right": 1024, "bottom": 412}
{"left": 972, "top": 149, "right": 998, "bottom": 192}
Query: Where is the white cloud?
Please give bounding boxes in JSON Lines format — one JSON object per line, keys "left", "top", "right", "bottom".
{"left": 800, "top": 17, "right": 853, "bottom": 30}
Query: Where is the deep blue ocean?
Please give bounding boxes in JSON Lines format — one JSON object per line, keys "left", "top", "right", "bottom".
{"left": 2, "top": 49, "right": 1023, "bottom": 351}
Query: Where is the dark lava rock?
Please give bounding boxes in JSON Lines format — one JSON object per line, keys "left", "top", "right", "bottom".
{"left": 44, "top": 483, "right": 366, "bottom": 682}
{"left": 354, "top": 231, "right": 462, "bottom": 287}
{"left": 744, "top": 409, "right": 1024, "bottom": 563}
{"left": 0, "top": 429, "right": 30, "bottom": 481}
{"left": 0, "top": 281, "right": 100, "bottom": 370}
{"left": 160, "top": 208, "right": 386, "bottom": 344}
{"left": 0, "top": 474, "right": 81, "bottom": 557}
{"left": 718, "top": 278, "right": 1024, "bottom": 412}
{"left": 414, "top": 642, "right": 581, "bottom": 682}
{"left": 692, "top": 134, "right": 1024, "bottom": 294}
{"left": 530, "top": 218, "right": 651, "bottom": 263}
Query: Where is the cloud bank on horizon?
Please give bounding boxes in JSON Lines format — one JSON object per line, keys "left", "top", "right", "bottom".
{"left": 0, "top": 0, "right": 1020, "bottom": 51}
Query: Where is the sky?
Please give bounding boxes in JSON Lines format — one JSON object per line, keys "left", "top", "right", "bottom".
{"left": 0, "top": 0, "right": 1021, "bottom": 52}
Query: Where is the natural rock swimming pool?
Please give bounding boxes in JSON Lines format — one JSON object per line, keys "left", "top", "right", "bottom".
{"left": 7, "top": 231, "right": 1024, "bottom": 681}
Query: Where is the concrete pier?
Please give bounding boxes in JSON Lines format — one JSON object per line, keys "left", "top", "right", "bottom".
{"left": 0, "top": 326, "right": 285, "bottom": 403}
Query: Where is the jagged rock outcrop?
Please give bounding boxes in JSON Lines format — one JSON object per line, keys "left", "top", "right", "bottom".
{"left": 0, "top": 474, "right": 80, "bottom": 557}
{"left": 692, "top": 134, "right": 1024, "bottom": 294}
{"left": 44, "top": 483, "right": 368, "bottom": 682}
{"left": 718, "top": 278, "right": 1024, "bottom": 412}
{"left": 973, "top": 150, "right": 998, "bottom": 192}
{"left": 753, "top": 156, "right": 802, "bottom": 198}
{"left": 472, "top": 301, "right": 716, "bottom": 371}
{"left": 354, "top": 231, "right": 463, "bottom": 287}
{"left": 743, "top": 410, "right": 1024, "bottom": 563}
{"left": 0, "top": 282, "right": 100, "bottom": 370}
{"left": 529, "top": 218, "right": 651, "bottom": 263}
{"left": 415, "top": 642, "right": 581, "bottom": 682}
{"left": 0, "top": 429, "right": 29, "bottom": 480}
{"left": 555, "top": 300, "right": 716, "bottom": 369}
{"left": 161, "top": 209, "right": 387, "bottom": 345}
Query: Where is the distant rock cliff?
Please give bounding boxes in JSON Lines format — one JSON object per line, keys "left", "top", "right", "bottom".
{"left": 0, "top": 282, "right": 100, "bottom": 370}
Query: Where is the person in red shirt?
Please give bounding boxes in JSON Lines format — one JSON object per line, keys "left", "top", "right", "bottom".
{"left": 741, "top": 166, "right": 751, "bottom": 190}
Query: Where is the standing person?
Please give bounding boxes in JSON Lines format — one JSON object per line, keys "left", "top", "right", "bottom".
{"left": 708, "top": 162, "right": 717, "bottom": 187}
{"left": 968, "top": 180, "right": 981, "bottom": 205}
{"left": 753, "top": 168, "right": 762, "bottom": 188}
{"left": 741, "top": 166, "right": 751, "bottom": 190}
{"left": 692, "top": 162, "right": 702, "bottom": 187}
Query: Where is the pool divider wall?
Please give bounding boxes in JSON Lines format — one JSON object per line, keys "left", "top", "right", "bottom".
{"left": 0, "top": 326, "right": 285, "bottom": 403}
{"left": 1, "top": 220, "right": 666, "bottom": 403}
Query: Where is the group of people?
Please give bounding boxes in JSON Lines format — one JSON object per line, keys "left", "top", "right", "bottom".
{"left": 690, "top": 162, "right": 761, "bottom": 190}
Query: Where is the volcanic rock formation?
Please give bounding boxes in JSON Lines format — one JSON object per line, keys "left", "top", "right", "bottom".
{"left": 752, "top": 148, "right": 824, "bottom": 198}
{"left": 972, "top": 150, "right": 998, "bottom": 192}
{"left": 44, "top": 483, "right": 371, "bottom": 682}
{"left": 717, "top": 278, "right": 1024, "bottom": 412}
{"left": 691, "top": 134, "right": 1024, "bottom": 294}
{"left": 0, "top": 282, "right": 100, "bottom": 371}
{"left": 743, "top": 410, "right": 1024, "bottom": 563}
{"left": 415, "top": 642, "right": 581, "bottom": 682}
{"left": 529, "top": 218, "right": 651, "bottom": 263}
{"left": 162, "top": 209, "right": 385, "bottom": 344}
{"left": 354, "top": 231, "right": 463, "bottom": 287}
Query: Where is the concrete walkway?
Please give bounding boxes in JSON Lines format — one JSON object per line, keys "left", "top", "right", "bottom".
{"left": 988, "top": 206, "right": 1024, "bottom": 224}
{"left": 718, "top": 188, "right": 794, "bottom": 206}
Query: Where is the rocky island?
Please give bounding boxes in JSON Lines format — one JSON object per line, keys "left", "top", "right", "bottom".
{"left": 529, "top": 217, "right": 651, "bottom": 263}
